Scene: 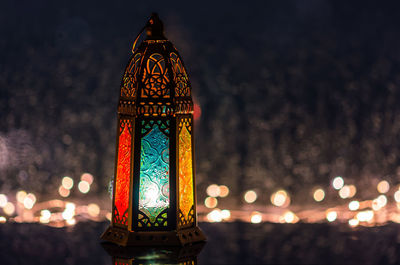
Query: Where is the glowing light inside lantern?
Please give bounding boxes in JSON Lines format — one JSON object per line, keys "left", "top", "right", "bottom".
{"left": 113, "top": 119, "right": 132, "bottom": 226}
{"left": 178, "top": 123, "right": 194, "bottom": 225}
{"left": 138, "top": 122, "right": 170, "bottom": 224}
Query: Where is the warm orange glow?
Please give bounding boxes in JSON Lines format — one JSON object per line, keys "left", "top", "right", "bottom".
{"left": 271, "top": 190, "right": 290, "bottom": 207}
{"left": 313, "top": 188, "right": 325, "bottom": 202}
{"left": 244, "top": 190, "right": 257, "bottom": 203}
{"left": 206, "top": 184, "right": 220, "bottom": 198}
{"left": 178, "top": 124, "right": 194, "bottom": 224}
{"left": 88, "top": 203, "right": 100, "bottom": 217}
{"left": 204, "top": 197, "right": 218, "bottom": 208}
{"left": 219, "top": 185, "right": 230, "bottom": 197}
{"left": 332, "top": 176, "right": 344, "bottom": 190}
{"left": 62, "top": 176, "right": 74, "bottom": 190}
{"left": 78, "top": 181, "right": 90, "bottom": 194}
{"left": 81, "top": 173, "right": 94, "bottom": 185}
{"left": 16, "top": 191, "right": 27, "bottom": 204}
{"left": 326, "top": 210, "right": 337, "bottom": 222}
{"left": 4, "top": 202, "right": 15, "bottom": 215}
{"left": 377, "top": 180, "right": 390, "bottom": 193}
{"left": 0, "top": 194, "right": 7, "bottom": 208}
{"left": 58, "top": 186, "right": 70, "bottom": 198}
{"left": 250, "top": 211, "right": 262, "bottom": 223}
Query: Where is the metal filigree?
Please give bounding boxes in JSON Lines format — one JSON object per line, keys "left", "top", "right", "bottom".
{"left": 170, "top": 52, "right": 190, "bottom": 97}
{"left": 142, "top": 53, "right": 170, "bottom": 98}
{"left": 121, "top": 53, "right": 142, "bottom": 98}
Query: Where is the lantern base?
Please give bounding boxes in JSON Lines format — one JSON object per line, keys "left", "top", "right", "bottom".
{"left": 101, "top": 225, "right": 206, "bottom": 246}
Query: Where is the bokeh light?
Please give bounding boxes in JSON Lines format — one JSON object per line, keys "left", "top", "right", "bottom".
{"left": 221, "top": 209, "right": 231, "bottom": 220}
{"left": 313, "top": 188, "right": 325, "bottom": 202}
{"left": 394, "top": 190, "right": 400, "bottom": 202}
{"left": 88, "top": 203, "right": 100, "bottom": 217}
{"left": 78, "top": 181, "right": 90, "bottom": 194}
{"left": 0, "top": 194, "right": 8, "bottom": 208}
{"left": 348, "top": 201, "right": 360, "bottom": 211}
{"left": 3, "top": 202, "right": 15, "bottom": 215}
{"left": 23, "top": 193, "right": 36, "bottom": 209}
{"left": 250, "top": 211, "right": 262, "bottom": 223}
{"left": 16, "top": 191, "right": 27, "bottom": 204}
{"left": 62, "top": 176, "right": 74, "bottom": 190}
{"left": 207, "top": 209, "right": 222, "bottom": 222}
{"left": 357, "top": 210, "right": 374, "bottom": 222}
{"left": 326, "top": 210, "right": 337, "bottom": 222}
{"left": 58, "top": 186, "right": 70, "bottom": 198}
{"left": 206, "top": 184, "right": 220, "bottom": 198}
{"left": 339, "top": 185, "right": 351, "bottom": 199}
{"left": 0, "top": 216, "right": 6, "bottom": 223}
{"left": 348, "top": 218, "right": 359, "bottom": 227}
{"left": 332, "top": 176, "right": 344, "bottom": 190}
{"left": 377, "top": 180, "right": 390, "bottom": 194}
{"left": 244, "top": 190, "right": 257, "bottom": 203}
{"left": 204, "top": 197, "right": 218, "bottom": 208}
{"left": 271, "top": 190, "right": 290, "bottom": 207}
{"left": 81, "top": 173, "right": 94, "bottom": 185}
{"left": 219, "top": 185, "right": 230, "bottom": 198}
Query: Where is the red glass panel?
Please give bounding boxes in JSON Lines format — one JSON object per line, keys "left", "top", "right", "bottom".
{"left": 113, "top": 119, "right": 132, "bottom": 226}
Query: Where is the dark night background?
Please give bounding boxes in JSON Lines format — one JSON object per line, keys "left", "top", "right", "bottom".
{"left": 2, "top": 0, "right": 400, "bottom": 264}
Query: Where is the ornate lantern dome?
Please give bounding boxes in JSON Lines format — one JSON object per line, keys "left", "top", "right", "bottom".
{"left": 118, "top": 13, "right": 193, "bottom": 118}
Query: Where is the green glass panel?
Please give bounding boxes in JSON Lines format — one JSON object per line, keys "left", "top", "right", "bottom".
{"left": 138, "top": 123, "right": 170, "bottom": 224}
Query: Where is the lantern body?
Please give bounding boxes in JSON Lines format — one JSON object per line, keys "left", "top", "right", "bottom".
{"left": 101, "top": 14, "right": 205, "bottom": 246}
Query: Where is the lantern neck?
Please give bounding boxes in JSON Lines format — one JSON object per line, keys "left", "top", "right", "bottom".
{"left": 145, "top": 13, "right": 167, "bottom": 40}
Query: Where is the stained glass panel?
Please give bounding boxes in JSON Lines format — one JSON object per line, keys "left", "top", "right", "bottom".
{"left": 179, "top": 120, "right": 194, "bottom": 226}
{"left": 113, "top": 119, "right": 132, "bottom": 226}
{"left": 138, "top": 121, "right": 169, "bottom": 225}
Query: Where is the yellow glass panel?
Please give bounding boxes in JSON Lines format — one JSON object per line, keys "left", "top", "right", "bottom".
{"left": 179, "top": 125, "right": 194, "bottom": 223}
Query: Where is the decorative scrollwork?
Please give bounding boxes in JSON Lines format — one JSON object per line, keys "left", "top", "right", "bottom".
{"left": 142, "top": 53, "right": 170, "bottom": 98}
{"left": 141, "top": 119, "right": 170, "bottom": 137}
{"left": 138, "top": 208, "right": 168, "bottom": 228}
{"left": 121, "top": 53, "right": 142, "bottom": 98}
{"left": 170, "top": 52, "right": 190, "bottom": 97}
{"left": 178, "top": 206, "right": 195, "bottom": 228}
{"left": 113, "top": 208, "right": 129, "bottom": 226}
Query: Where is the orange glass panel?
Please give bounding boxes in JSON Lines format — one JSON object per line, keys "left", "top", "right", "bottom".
{"left": 179, "top": 124, "right": 194, "bottom": 225}
{"left": 113, "top": 119, "right": 132, "bottom": 226}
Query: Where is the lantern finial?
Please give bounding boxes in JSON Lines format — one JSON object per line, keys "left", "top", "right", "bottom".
{"left": 145, "top": 13, "right": 166, "bottom": 40}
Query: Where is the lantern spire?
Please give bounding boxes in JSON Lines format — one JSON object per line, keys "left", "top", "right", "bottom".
{"left": 145, "top": 13, "right": 166, "bottom": 40}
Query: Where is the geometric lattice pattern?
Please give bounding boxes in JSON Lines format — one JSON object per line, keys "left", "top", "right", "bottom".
{"left": 141, "top": 53, "right": 170, "bottom": 98}
{"left": 170, "top": 52, "right": 190, "bottom": 97}
{"left": 121, "top": 53, "right": 142, "bottom": 98}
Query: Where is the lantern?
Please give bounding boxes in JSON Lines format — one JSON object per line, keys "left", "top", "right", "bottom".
{"left": 101, "top": 13, "right": 206, "bottom": 246}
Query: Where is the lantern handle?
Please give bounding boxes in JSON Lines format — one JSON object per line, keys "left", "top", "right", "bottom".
{"left": 131, "top": 26, "right": 145, "bottom": 54}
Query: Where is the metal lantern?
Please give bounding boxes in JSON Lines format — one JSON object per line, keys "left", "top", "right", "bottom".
{"left": 101, "top": 13, "right": 206, "bottom": 246}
